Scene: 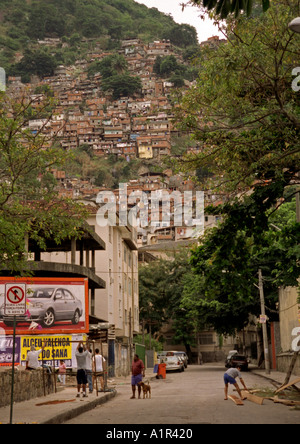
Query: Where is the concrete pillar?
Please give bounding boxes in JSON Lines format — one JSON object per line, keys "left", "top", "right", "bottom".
{"left": 71, "top": 237, "right": 76, "bottom": 265}
{"left": 91, "top": 288, "right": 95, "bottom": 315}
{"left": 80, "top": 242, "right": 84, "bottom": 266}
{"left": 86, "top": 249, "right": 90, "bottom": 268}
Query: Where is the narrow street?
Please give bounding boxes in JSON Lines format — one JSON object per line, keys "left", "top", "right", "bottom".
{"left": 64, "top": 364, "right": 300, "bottom": 425}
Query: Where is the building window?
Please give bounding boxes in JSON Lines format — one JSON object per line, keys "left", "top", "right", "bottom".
{"left": 199, "top": 334, "right": 214, "bottom": 345}
{"left": 128, "top": 278, "right": 132, "bottom": 296}
{"left": 124, "top": 275, "right": 128, "bottom": 294}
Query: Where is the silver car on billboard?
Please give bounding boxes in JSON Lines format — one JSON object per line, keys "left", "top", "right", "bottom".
{"left": 2, "top": 287, "right": 83, "bottom": 328}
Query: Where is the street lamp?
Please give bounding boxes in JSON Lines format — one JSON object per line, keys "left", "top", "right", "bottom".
{"left": 288, "top": 17, "right": 300, "bottom": 33}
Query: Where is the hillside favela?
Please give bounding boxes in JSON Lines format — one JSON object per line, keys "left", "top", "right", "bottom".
{"left": 0, "top": 0, "right": 299, "bottom": 427}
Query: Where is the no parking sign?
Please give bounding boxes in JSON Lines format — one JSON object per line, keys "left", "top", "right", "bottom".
{"left": 4, "top": 284, "right": 27, "bottom": 316}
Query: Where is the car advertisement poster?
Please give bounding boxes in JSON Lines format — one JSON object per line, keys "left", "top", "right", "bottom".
{"left": 0, "top": 278, "right": 89, "bottom": 335}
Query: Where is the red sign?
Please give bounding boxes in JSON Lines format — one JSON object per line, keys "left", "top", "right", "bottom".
{"left": 5, "top": 284, "right": 26, "bottom": 316}
{"left": 7, "top": 286, "right": 25, "bottom": 304}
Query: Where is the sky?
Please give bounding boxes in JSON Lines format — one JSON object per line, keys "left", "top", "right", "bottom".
{"left": 134, "top": 0, "right": 223, "bottom": 43}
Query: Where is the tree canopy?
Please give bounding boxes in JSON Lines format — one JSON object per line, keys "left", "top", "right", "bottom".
{"left": 0, "top": 0, "right": 191, "bottom": 44}
{"left": 88, "top": 54, "right": 142, "bottom": 100}
{"left": 0, "top": 92, "right": 87, "bottom": 273}
{"left": 139, "top": 251, "right": 197, "bottom": 355}
{"left": 175, "top": 0, "right": 300, "bottom": 196}
{"left": 10, "top": 49, "right": 58, "bottom": 82}
{"left": 188, "top": 0, "right": 270, "bottom": 19}
{"left": 171, "top": 0, "right": 300, "bottom": 335}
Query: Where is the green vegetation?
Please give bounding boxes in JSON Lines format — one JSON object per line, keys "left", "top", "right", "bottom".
{"left": 170, "top": 0, "right": 300, "bottom": 335}
{"left": 0, "top": 92, "right": 87, "bottom": 273}
{"left": 175, "top": 0, "right": 300, "bottom": 195}
{"left": 0, "top": 0, "right": 198, "bottom": 76}
{"left": 139, "top": 250, "right": 197, "bottom": 357}
{"left": 67, "top": 146, "right": 143, "bottom": 189}
{"left": 154, "top": 55, "right": 200, "bottom": 86}
{"left": 10, "top": 48, "right": 57, "bottom": 83}
{"left": 190, "top": 0, "right": 270, "bottom": 19}
{"left": 88, "top": 54, "right": 142, "bottom": 99}
{"left": 139, "top": 188, "right": 299, "bottom": 341}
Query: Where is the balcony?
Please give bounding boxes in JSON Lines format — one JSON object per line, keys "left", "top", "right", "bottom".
{"left": 0, "top": 223, "right": 106, "bottom": 290}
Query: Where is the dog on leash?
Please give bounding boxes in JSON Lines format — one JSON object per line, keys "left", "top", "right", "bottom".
{"left": 138, "top": 380, "right": 151, "bottom": 399}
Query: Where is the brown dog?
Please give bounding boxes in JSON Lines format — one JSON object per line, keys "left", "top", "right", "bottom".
{"left": 138, "top": 380, "right": 151, "bottom": 399}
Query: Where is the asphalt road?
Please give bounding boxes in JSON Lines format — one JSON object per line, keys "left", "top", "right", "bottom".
{"left": 64, "top": 363, "right": 300, "bottom": 425}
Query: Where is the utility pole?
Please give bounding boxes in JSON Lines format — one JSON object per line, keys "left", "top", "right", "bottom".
{"left": 258, "top": 269, "right": 271, "bottom": 374}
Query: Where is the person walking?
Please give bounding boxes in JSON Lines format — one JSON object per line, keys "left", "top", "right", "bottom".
{"left": 75, "top": 342, "right": 89, "bottom": 398}
{"left": 224, "top": 365, "right": 249, "bottom": 401}
{"left": 130, "top": 354, "right": 145, "bottom": 399}
{"left": 93, "top": 348, "right": 106, "bottom": 392}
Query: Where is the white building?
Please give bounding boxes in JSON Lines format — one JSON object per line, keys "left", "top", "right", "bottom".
{"left": 41, "top": 201, "right": 139, "bottom": 376}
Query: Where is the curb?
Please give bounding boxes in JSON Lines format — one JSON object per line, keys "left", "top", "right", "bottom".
{"left": 41, "top": 389, "right": 117, "bottom": 424}
{"left": 251, "top": 370, "right": 283, "bottom": 387}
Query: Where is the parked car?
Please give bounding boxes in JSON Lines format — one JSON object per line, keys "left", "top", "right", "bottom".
{"left": 226, "top": 354, "right": 249, "bottom": 371}
{"left": 166, "top": 351, "right": 188, "bottom": 368}
{"left": 225, "top": 350, "right": 238, "bottom": 368}
{"left": 3, "top": 287, "right": 83, "bottom": 328}
{"left": 165, "top": 355, "right": 185, "bottom": 372}
{"left": 157, "top": 351, "right": 168, "bottom": 362}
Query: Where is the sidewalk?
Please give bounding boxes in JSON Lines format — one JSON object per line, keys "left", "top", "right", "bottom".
{"left": 0, "top": 368, "right": 155, "bottom": 425}
{"left": 250, "top": 366, "right": 290, "bottom": 387}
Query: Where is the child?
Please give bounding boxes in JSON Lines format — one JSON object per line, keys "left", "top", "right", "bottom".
{"left": 224, "top": 365, "right": 248, "bottom": 401}
{"left": 58, "top": 360, "right": 67, "bottom": 385}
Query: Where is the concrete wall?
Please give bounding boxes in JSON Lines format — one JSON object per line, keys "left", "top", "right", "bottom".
{"left": 0, "top": 368, "right": 54, "bottom": 408}
{"left": 277, "top": 353, "right": 300, "bottom": 376}
{"left": 114, "top": 342, "right": 130, "bottom": 377}
{"left": 277, "top": 286, "right": 300, "bottom": 375}
{"left": 279, "top": 287, "right": 299, "bottom": 352}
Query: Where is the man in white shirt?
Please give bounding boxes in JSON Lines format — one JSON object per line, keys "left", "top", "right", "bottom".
{"left": 93, "top": 348, "right": 106, "bottom": 392}
{"left": 26, "top": 345, "right": 45, "bottom": 370}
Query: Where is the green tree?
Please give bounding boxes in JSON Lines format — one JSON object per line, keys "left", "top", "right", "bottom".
{"left": 11, "top": 49, "right": 57, "bottom": 81}
{"left": 139, "top": 258, "right": 170, "bottom": 334}
{"left": 189, "top": 0, "right": 270, "bottom": 19}
{"left": 173, "top": 0, "right": 300, "bottom": 334}
{"left": 139, "top": 250, "right": 197, "bottom": 357}
{"left": 26, "top": 3, "right": 66, "bottom": 38}
{"left": 0, "top": 92, "right": 87, "bottom": 273}
{"left": 162, "top": 24, "right": 198, "bottom": 47}
{"left": 102, "top": 73, "right": 142, "bottom": 100}
{"left": 182, "top": 184, "right": 300, "bottom": 336}
{"left": 88, "top": 54, "right": 128, "bottom": 79}
{"left": 175, "top": 0, "right": 300, "bottom": 195}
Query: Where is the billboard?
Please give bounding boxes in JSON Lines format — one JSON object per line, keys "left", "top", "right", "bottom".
{"left": 0, "top": 278, "right": 89, "bottom": 335}
{"left": 0, "top": 334, "right": 88, "bottom": 368}
{"left": 0, "top": 336, "right": 21, "bottom": 367}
